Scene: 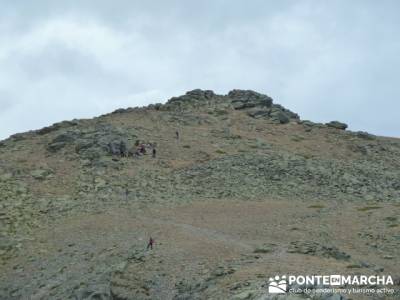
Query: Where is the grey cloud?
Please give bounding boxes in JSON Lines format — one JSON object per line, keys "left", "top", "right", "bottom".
{"left": 0, "top": 1, "right": 399, "bottom": 139}
{"left": 0, "top": 90, "right": 15, "bottom": 112}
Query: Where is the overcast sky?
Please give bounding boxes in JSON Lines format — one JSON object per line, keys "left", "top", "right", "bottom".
{"left": 1, "top": 0, "right": 399, "bottom": 139}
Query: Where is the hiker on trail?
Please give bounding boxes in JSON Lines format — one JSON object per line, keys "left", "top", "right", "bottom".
{"left": 139, "top": 144, "right": 146, "bottom": 154}
{"left": 152, "top": 148, "right": 156, "bottom": 158}
{"left": 120, "top": 141, "right": 127, "bottom": 157}
{"left": 175, "top": 130, "right": 180, "bottom": 141}
{"left": 147, "top": 237, "right": 155, "bottom": 250}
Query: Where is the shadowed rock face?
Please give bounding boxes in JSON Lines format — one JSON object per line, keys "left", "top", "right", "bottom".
{"left": 0, "top": 90, "right": 399, "bottom": 300}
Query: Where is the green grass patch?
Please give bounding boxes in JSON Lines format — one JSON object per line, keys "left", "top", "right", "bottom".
{"left": 228, "top": 134, "right": 242, "bottom": 140}
{"left": 292, "top": 135, "right": 305, "bottom": 142}
{"left": 253, "top": 248, "right": 273, "bottom": 254}
{"left": 346, "top": 264, "right": 362, "bottom": 269}
{"left": 308, "top": 204, "right": 325, "bottom": 209}
{"left": 357, "top": 206, "right": 382, "bottom": 212}
{"left": 214, "top": 109, "right": 228, "bottom": 116}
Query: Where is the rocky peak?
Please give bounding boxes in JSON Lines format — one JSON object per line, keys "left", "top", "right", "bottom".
{"left": 228, "top": 89, "right": 273, "bottom": 109}
{"left": 167, "top": 89, "right": 216, "bottom": 104}
{"left": 164, "top": 89, "right": 299, "bottom": 124}
{"left": 167, "top": 89, "right": 273, "bottom": 107}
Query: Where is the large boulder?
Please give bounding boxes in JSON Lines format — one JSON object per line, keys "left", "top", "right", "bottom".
{"left": 163, "top": 89, "right": 217, "bottom": 111}
{"left": 355, "top": 131, "right": 375, "bottom": 140}
{"left": 246, "top": 105, "right": 299, "bottom": 124}
{"left": 30, "top": 169, "right": 54, "bottom": 180}
{"left": 106, "top": 140, "right": 128, "bottom": 156}
{"left": 272, "top": 104, "right": 299, "bottom": 120}
{"left": 185, "top": 89, "right": 215, "bottom": 100}
{"left": 227, "top": 90, "right": 300, "bottom": 124}
{"left": 47, "top": 131, "right": 79, "bottom": 152}
{"left": 247, "top": 108, "right": 271, "bottom": 119}
{"left": 46, "top": 124, "right": 136, "bottom": 162}
{"left": 270, "top": 110, "right": 290, "bottom": 124}
{"left": 228, "top": 90, "right": 273, "bottom": 110}
{"left": 168, "top": 89, "right": 215, "bottom": 104}
{"left": 326, "top": 121, "right": 348, "bottom": 130}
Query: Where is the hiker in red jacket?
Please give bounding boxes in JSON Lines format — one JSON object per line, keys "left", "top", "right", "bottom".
{"left": 147, "top": 237, "right": 154, "bottom": 250}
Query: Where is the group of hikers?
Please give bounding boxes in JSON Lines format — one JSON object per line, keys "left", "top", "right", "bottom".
{"left": 108, "top": 140, "right": 157, "bottom": 159}
{"left": 133, "top": 141, "right": 157, "bottom": 159}
{"left": 109, "top": 129, "right": 181, "bottom": 160}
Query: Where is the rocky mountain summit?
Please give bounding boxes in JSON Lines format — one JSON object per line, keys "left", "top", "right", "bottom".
{"left": 0, "top": 90, "right": 399, "bottom": 299}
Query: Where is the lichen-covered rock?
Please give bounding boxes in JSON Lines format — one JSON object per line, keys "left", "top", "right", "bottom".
{"left": 326, "top": 121, "right": 348, "bottom": 130}
{"left": 355, "top": 131, "right": 375, "bottom": 140}
{"left": 228, "top": 89, "right": 273, "bottom": 109}
{"left": 166, "top": 89, "right": 216, "bottom": 105}
{"left": 30, "top": 169, "right": 53, "bottom": 180}
{"left": 247, "top": 108, "right": 271, "bottom": 119}
{"left": 46, "top": 124, "right": 137, "bottom": 161}
{"left": 270, "top": 110, "right": 290, "bottom": 124}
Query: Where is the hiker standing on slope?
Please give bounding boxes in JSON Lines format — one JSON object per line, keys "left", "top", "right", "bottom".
{"left": 120, "top": 141, "right": 127, "bottom": 157}
{"left": 147, "top": 237, "right": 155, "bottom": 250}
{"left": 139, "top": 144, "right": 146, "bottom": 154}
